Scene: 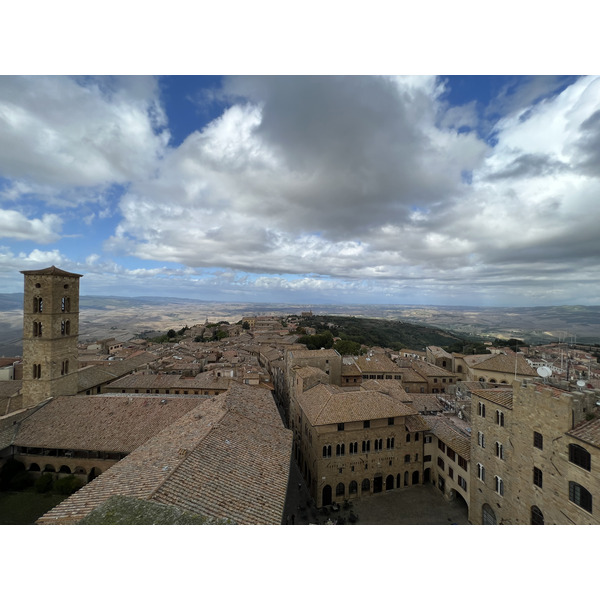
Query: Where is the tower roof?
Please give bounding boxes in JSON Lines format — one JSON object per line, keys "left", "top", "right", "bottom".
{"left": 20, "top": 265, "right": 82, "bottom": 278}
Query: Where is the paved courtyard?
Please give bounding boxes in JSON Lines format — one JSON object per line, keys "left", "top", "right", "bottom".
{"left": 283, "top": 462, "right": 471, "bottom": 525}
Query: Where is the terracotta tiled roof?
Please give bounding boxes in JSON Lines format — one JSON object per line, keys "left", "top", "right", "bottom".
{"left": 471, "top": 353, "right": 537, "bottom": 376}
{"left": 37, "top": 383, "right": 292, "bottom": 525}
{"left": 396, "top": 368, "right": 427, "bottom": 383}
{"left": 20, "top": 265, "right": 82, "bottom": 277}
{"left": 77, "top": 352, "right": 156, "bottom": 391}
{"left": 567, "top": 418, "right": 600, "bottom": 449}
{"left": 410, "top": 361, "right": 454, "bottom": 378}
{"left": 355, "top": 353, "right": 401, "bottom": 373}
{"left": 288, "top": 348, "right": 340, "bottom": 360}
{"left": 105, "top": 372, "right": 229, "bottom": 391}
{"left": 470, "top": 388, "right": 514, "bottom": 410}
{"left": 405, "top": 414, "right": 429, "bottom": 432}
{"left": 405, "top": 394, "right": 445, "bottom": 413}
{"left": 14, "top": 394, "right": 204, "bottom": 452}
{"left": 423, "top": 415, "right": 471, "bottom": 460}
{"left": 299, "top": 384, "right": 416, "bottom": 426}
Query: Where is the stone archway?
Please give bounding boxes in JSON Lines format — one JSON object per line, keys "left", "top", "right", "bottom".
{"left": 386, "top": 475, "right": 394, "bottom": 490}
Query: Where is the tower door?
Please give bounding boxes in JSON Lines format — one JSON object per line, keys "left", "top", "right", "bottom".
{"left": 373, "top": 476, "right": 383, "bottom": 493}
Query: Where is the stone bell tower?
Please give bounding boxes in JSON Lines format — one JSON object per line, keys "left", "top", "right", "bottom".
{"left": 20, "top": 266, "right": 82, "bottom": 408}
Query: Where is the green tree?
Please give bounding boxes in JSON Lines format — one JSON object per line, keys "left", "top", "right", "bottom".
{"left": 334, "top": 339, "right": 362, "bottom": 356}
{"left": 242, "top": 321, "right": 250, "bottom": 330}
{"left": 167, "top": 329, "right": 177, "bottom": 339}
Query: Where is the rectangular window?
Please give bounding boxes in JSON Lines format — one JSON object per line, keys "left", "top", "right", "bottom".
{"left": 478, "top": 402, "right": 486, "bottom": 417}
{"left": 424, "top": 455, "right": 432, "bottom": 462}
{"left": 388, "top": 417, "right": 395, "bottom": 425}
{"left": 458, "top": 455, "right": 467, "bottom": 470}
{"left": 478, "top": 432, "right": 485, "bottom": 448}
{"left": 438, "top": 439, "right": 446, "bottom": 452}
{"left": 534, "top": 431, "right": 543, "bottom": 450}
{"left": 425, "top": 435, "right": 432, "bottom": 444}
{"left": 448, "top": 467, "right": 454, "bottom": 480}
{"left": 447, "top": 447, "right": 456, "bottom": 461}
{"left": 437, "top": 457, "right": 445, "bottom": 470}
{"left": 363, "top": 420, "right": 370, "bottom": 429}
{"left": 458, "top": 475, "right": 467, "bottom": 491}
{"left": 337, "top": 423, "right": 344, "bottom": 431}
{"left": 404, "top": 454, "right": 411, "bottom": 463}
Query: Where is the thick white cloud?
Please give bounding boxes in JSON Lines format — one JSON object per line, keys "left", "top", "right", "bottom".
{"left": 0, "top": 209, "right": 62, "bottom": 242}
{"left": 0, "top": 75, "right": 168, "bottom": 201}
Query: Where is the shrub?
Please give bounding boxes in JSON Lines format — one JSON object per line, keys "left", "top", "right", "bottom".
{"left": 0, "top": 458, "right": 26, "bottom": 491}
{"left": 53, "top": 475, "right": 84, "bottom": 495}
{"left": 35, "top": 473, "right": 54, "bottom": 493}
{"left": 10, "top": 472, "right": 33, "bottom": 490}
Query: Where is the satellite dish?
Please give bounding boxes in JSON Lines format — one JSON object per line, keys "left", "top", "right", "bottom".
{"left": 537, "top": 366, "right": 552, "bottom": 378}
{"left": 577, "top": 380, "right": 586, "bottom": 388}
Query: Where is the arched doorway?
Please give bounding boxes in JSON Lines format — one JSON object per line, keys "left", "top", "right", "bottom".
{"left": 322, "top": 485, "right": 332, "bottom": 506}
{"left": 59, "top": 465, "right": 71, "bottom": 474}
{"left": 482, "top": 503, "right": 497, "bottom": 525}
{"left": 396, "top": 474, "right": 401, "bottom": 488}
{"left": 404, "top": 471, "right": 409, "bottom": 486}
{"left": 412, "top": 471, "right": 419, "bottom": 484}
{"left": 386, "top": 475, "right": 394, "bottom": 490}
{"left": 423, "top": 468, "right": 431, "bottom": 483}
{"left": 43, "top": 464, "right": 56, "bottom": 472}
{"left": 373, "top": 476, "right": 383, "bottom": 493}
{"left": 28, "top": 463, "right": 40, "bottom": 472}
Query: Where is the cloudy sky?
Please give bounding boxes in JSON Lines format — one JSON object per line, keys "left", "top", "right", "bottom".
{"left": 1, "top": 73, "right": 599, "bottom": 306}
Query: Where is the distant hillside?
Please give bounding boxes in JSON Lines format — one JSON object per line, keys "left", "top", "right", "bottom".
{"left": 298, "top": 314, "right": 466, "bottom": 352}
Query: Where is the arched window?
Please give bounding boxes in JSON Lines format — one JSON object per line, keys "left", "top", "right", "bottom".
{"left": 457, "top": 365, "right": 463, "bottom": 373}
{"left": 33, "top": 321, "right": 42, "bottom": 337}
{"left": 349, "top": 442, "right": 358, "bottom": 454}
{"left": 349, "top": 480, "right": 358, "bottom": 494}
{"left": 496, "top": 410, "right": 505, "bottom": 426}
{"left": 406, "top": 433, "right": 411, "bottom": 443}
{"left": 362, "top": 440, "right": 370, "bottom": 452}
{"left": 61, "top": 296, "right": 71, "bottom": 312}
{"left": 569, "top": 481, "right": 592, "bottom": 513}
{"left": 569, "top": 444, "right": 591, "bottom": 471}
{"left": 336, "top": 482, "right": 345, "bottom": 497}
{"left": 336, "top": 443, "right": 345, "bottom": 456}
{"left": 387, "top": 437, "right": 395, "bottom": 449}
{"left": 361, "top": 478, "right": 370, "bottom": 491}
{"left": 531, "top": 506, "right": 544, "bottom": 525}
{"left": 322, "top": 445, "right": 332, "bottom": 458}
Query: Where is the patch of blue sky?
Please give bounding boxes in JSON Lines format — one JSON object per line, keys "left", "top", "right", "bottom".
{"left": 461, "top": 170, "right": 473, "bottom": 185}
{"left": 159, "top": 76, "right": 227, "bottom": 148}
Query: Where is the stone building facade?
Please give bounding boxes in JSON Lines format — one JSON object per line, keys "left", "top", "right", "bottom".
{"left": 469, "top": 379, "right": 600, "bottom": 524}
{"left": 20, "top": 266, "right": 82, "bottom": 408}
